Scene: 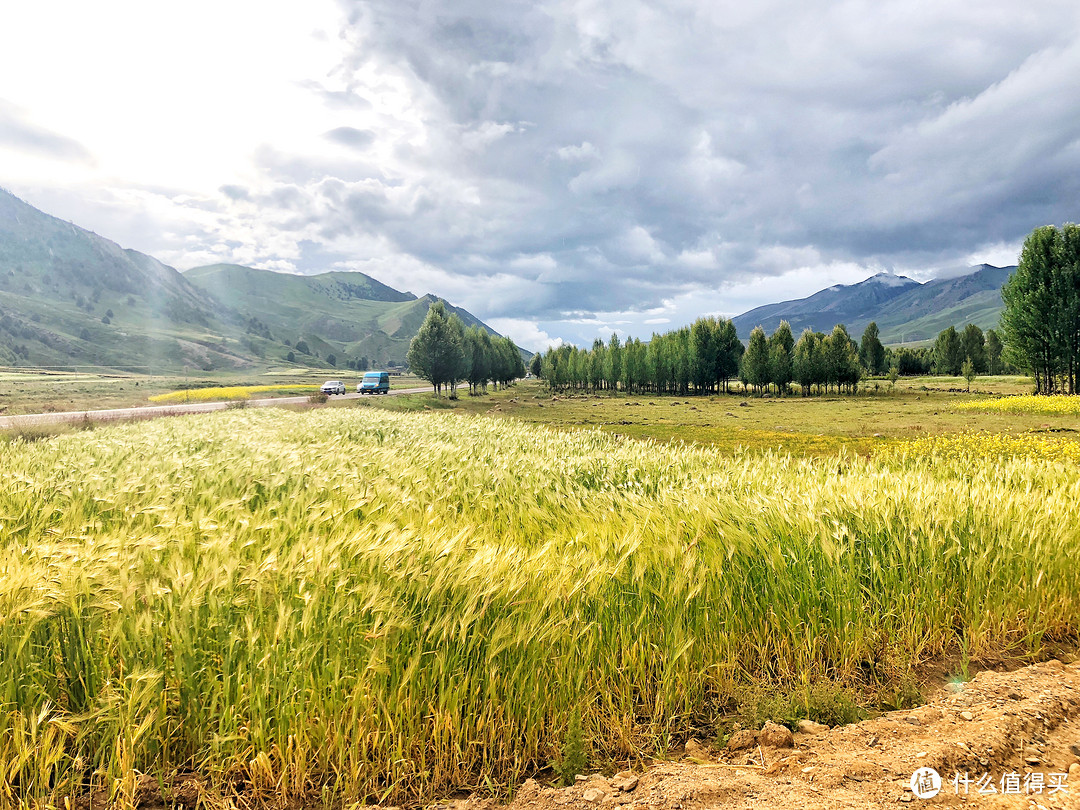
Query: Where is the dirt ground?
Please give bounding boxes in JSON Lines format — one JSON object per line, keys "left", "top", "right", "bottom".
{"left": 445, "top": 659, "right": 1080, "bottom": 810}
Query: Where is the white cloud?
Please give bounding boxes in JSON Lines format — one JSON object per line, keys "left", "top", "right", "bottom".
{"left": 486, "top": 318, "right": 564, "bottom": 351}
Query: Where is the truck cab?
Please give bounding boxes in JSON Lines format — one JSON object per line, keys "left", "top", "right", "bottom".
{"left": 358, "top": 371, "right": 390, "bottom": 394}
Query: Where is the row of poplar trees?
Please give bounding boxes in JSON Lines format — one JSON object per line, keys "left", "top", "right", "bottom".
{"left": 1001, "top": 224, "right": 1080, "bottom": 394}
{"left": 407, "top": 301, "right": 525, "bottom": 394}
{"left": 536, "top": 318, "right": 891, "bottom": 396}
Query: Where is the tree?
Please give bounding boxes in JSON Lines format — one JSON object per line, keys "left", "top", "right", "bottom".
{"left": 327, "top": 353, "right": 337, "bottom": 367}
{"left": 985, "top": 329, "right": 1002, "bottom": 375}
{"left": 690, "top": 317, "right": 719, "bottom": 393}
{"left": 492, "top": 336, "right": 525, "bottom": 387}
{"left": 1001, "top": 225, "right": 1070, "bottom": 394}
{"left": 961, "top": 356, "right": 976, "bottom": 391}
{"left": 933, "top": 326, "right": 962, "bottom": 376}
{"left": 286, "top": 351, "right": 295, "bottom": 363}
{"left": 793, "top": 329, "right": 822, "bottom": 395}
{"left": 464, "top": 326, "right": 492, "bottom": 393}
{"left": 767, "top": 321, "right": 794, "bottom": 394}
{"left": 960, "top": 324, "right": 986, "bottom": 373}
{"left": 605, "top": 333, "right": 622, "bottom": 392}
{"left": 716, "top": 319, "right": 743, "bottom": 393}
{"left": 816, "top": 324, "right": 862, "bottom": 393}
{"left": 541, "top": 349, "right": 558, "bottom": 392}
{"left": 859, "top": 322, "right": 886, "bottom": 375}
{"left": 295, "top": 340, "right": 310, "bottom": 355}
{"left": 406, "top": 301, "right": 467, "bottom": 394}
{"left": 741, "top": 326, "right": 770, "bottom": 394}
{"left": 529, "top": 352, "right": 542, "bottom": 377}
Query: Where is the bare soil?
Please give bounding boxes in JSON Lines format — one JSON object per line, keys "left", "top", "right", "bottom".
{"left": 446, "top": 659, "right": 1080, "bottom": 810}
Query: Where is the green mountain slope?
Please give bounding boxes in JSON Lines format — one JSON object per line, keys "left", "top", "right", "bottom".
{"left": 0, "top": 188, "right": 266, "bottom": 370}
{"left": 0, "top": 189, "right": 517, "bottom": 372}
{"left": 184, "top": 264, "right": 505, "bottom": 367}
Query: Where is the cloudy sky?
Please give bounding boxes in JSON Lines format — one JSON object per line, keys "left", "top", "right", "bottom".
{"left": 3, "top": 1, "right": 1079, "bottom": 349}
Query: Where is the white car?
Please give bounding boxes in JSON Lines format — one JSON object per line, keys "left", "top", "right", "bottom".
{"left": 320, "top": 380, "right": 346, "bottom": 395}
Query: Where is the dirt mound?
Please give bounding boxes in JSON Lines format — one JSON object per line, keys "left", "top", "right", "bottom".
{"left": 447, "top": 660, "right": 1080, "bottom": 810}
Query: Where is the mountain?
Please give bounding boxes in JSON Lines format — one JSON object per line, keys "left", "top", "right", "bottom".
{"left": 732, "top": 265, "right": 1014, "bottom": 343}
{"left": 0, "top": 188, "right": 515, "bottom": 371}
{"left": 0, "top": 188, "right": 259, "bottom": 370}
{"left": 183, "top": 263, "right": 513, "bottom": 366}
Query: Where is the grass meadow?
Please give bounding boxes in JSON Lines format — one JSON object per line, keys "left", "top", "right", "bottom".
{"left": 2, "top": 399, "right": 1079, "bottom": 807}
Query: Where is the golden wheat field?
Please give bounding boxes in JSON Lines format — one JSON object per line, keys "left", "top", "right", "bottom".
{"left": 1, "top": 407, "right": 1079, "bottom": 807}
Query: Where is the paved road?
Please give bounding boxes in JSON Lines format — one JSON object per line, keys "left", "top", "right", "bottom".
{"left": 0, "top": 387, "right": 434, "bottom": 431}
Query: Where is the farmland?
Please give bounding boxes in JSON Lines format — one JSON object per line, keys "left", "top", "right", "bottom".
{"left": 2, "top": 397, "right": 1079, "bottom": 807}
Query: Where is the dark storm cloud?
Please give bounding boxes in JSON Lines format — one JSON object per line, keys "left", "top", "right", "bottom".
{"left": 0, "top": 101, "right": 93, "bottom": 162}
{"left": 283, "top": 0, "right": 1080, "bottom": 337}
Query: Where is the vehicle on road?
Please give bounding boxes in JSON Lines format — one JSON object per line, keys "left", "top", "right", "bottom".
{"left": 358, "top": 371, "right": 390, "bottom": 394}
{"left": 320, "top": 380, "right": 346, "bottom": 395}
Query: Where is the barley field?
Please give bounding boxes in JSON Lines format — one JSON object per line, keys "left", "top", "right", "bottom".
{"left": 1, "top": 408, "right": 1078, "bottom": 807}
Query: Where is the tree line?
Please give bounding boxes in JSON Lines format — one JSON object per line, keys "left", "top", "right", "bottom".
{"left": 407, "top": 301, "right": 525, "bottom": 394}
{"left": 533, "top": 318, "right": 882, "bottom": 396}
{"left": 534, "top": 315, "right": 1012, "bottom": 397}
{"left": 929, "top": 323, "right": 1005, "bottom": 378}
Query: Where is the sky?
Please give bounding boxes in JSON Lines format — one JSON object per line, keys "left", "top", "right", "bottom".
{"left": 2, "top": 1, "right": 1080, "bottom": 350}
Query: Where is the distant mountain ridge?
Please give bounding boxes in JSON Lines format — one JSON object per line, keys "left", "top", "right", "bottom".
{"left": 0, "top": 188, "right": 512, "bottom": 371}
{"left": 184, "top": 263, "right": 506, "bottom": 366}
{"left": 732, "top": 264, "right": 1014, "bottom": 343}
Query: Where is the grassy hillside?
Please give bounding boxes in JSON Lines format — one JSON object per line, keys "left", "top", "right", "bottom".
{"left": 0, "top": 190, "right": 520, "bottom": 372}
{"left": 871, "top": 266, "right": 1013, "bottom": 343}
{"left": 184, "top": 264, "right": 507, "bottom": 367}
{"left": 0, "top": 189, "right": 281, "bottom": 371}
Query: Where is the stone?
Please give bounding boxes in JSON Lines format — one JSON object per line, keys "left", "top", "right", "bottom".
{"left": 611, "top": 773, "right": 639, "bottom": 792}
{"left": 904, "top": 716, "right": 921, "bottom": 725}
{"left": 582, "top": 788, "right": 604, "bottom": 802}
{"left": 1070, "top": 743, "right": 1080, "bottom": 758}
{"left": 686, "top": 738, "right": 712, "bottom": 758}
{"left": 760, "top": 721, "right": 794, "bottom": 748}
{"left": 1069, "top": 762, "right": 1080, "bottom": 779}
{"left": 796, "top": 719, "right": 829, "bottom": 735}
{"left": 959, "top": 711, "right": 974, "bottom": 721}
{"left": 726, "top": 730, "right": 758, "bottom": 751}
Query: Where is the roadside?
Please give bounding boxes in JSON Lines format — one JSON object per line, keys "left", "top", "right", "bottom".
{"left": 0, "top": 387, "right": 432, "bottom": 432}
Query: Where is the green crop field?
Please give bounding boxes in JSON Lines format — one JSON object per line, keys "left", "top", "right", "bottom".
{"left": 2, "top": 404, "right": 1079, "bottom": 807}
